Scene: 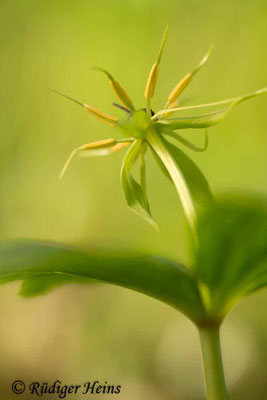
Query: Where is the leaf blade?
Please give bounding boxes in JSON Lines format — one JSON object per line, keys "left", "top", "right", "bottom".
{"left": 0, "top": 239, "right": 205, "bottom": 323}
{"left": 194, "top": 198, "right": 267, "bottom": 318}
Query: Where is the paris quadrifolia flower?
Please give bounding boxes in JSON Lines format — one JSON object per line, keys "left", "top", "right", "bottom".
{"left": 52, "top": 26, "right": 267, "bottom": 234}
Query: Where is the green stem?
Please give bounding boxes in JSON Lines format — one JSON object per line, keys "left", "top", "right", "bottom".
{"left": 199, "top": 326, "right": 228, "bottom": 400}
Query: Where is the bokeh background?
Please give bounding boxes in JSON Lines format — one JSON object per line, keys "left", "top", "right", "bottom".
{"left": 0, "top": 0, "right": 267, "bottom": 399}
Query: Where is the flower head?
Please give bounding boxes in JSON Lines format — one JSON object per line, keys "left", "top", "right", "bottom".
{"left": 53, "top": 27, "right": 267, "bottom": 233}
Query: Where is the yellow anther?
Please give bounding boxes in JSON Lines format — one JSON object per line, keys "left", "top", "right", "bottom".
{"left": 145, "top": 63, "right": 160, "bottom": 100}
{"left": 84, "top": 105, "right": 118, "bottom": 126}
{"left": 162, "top": 100, "right": 179, "bottom": 119}
{"left": 49, "top": 89, "right": 118, "bottom": 127}
{"left": 94, "top": 69, "right": 134, "bottom": 111}
{"left": 60, "top": 138, "right": 130, "bottom": 180}
{"left": 167, "top": 45, "right": 213, "bottom": 105}
{"left": 110, "top": 80, "right": 134, "bottom": 110}
{"left": 168, "top": 73, "right": 192, "bottom": 104}
{"left": 110, "top": 142, "right": 130, "bottom": 152}
{"left": 144, "top": 26, "right": 168, "bottom": 101}
{"left": 82, "top": 138, "right": 117, "bottom": 150}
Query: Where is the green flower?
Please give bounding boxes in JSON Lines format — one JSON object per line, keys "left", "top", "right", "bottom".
{"left": 53, "top": 27, "right": 266, "bottom": 234}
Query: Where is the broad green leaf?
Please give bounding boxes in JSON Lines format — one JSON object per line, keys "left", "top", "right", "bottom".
{"left": 147, "top": 131, "right": 213, "bottom": 235}
{"left": 194, "top": 198, "right": 267, "bottom": 320}
{"left": 121, "top": 140, "right": 158, "bottom": 229}
{"left": 155, "top": 87, "right": 267, "bottom": 130}
{"left": 19, "top": 274, "right": 91, "bottom": 297}
{"left": 0, "top": 239, "right": 205, "bottom": 324}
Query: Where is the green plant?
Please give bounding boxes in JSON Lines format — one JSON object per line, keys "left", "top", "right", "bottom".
{"left": 51, "top": 26, "right": 266, "bottom": 237}
{"left": 1, "top": 198, "right": 267, "bottom": 399}
{"left": 0, "top": 28, "right": 267, "bottom": 400}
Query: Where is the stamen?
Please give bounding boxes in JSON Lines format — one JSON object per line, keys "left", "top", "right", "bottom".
{"left": 94, "top": 68, "right": 135, "bottom": 111}
{"left": 59, "top": 139, "right": 132, "bottom": 179}
{"left": 84, "top": 104, "right": 118, "bottom": 126}
{"left": 166, "top": 45, "right": 214, "bottom": 106}
{"left": 81, "top": 138, "right": 117, "bottom": 150}
{"left": 50, "top": 88, "right": 118, "bottom": 126}
{"left": 144, "top": 26, "right": 169, "bottom": 104}
{"left": 145, "top": 63, "right": 160, "bottom": 100}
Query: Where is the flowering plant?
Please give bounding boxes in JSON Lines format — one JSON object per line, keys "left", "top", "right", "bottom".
{"left": 0, "top": 28, "right": 266, "bottom": 400}
{"left": 53, "top": 27, "right": 266, "bottom": 237}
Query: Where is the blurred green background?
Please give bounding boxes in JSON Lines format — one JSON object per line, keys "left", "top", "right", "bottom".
{"left": 0, "top": 0, "right": 267, "bottom": 399}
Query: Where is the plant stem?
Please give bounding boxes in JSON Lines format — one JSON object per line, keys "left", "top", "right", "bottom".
{"left": 198, "top": 326, "right": 228, "bottom": 400}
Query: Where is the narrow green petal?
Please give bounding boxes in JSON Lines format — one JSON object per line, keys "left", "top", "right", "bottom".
{"left": 156, "top": 108, "right": 230, "bottom": 131}
{"left": 164, "top": 130, "right": 209, "bottom": 152}
{"left": 154, "top": 87, "right": 267, "bottom": 122}
{"left": 147, "top": 131, "right": 213, "bottom": 239}
{"left": 140, "top": 143, "right": 147, "bottom": 195}
{"left": 147, "top": 132, "right": 212, "bottom": 239}
{"left": 121, "top": 140, "right": 159, "bottom": 230}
